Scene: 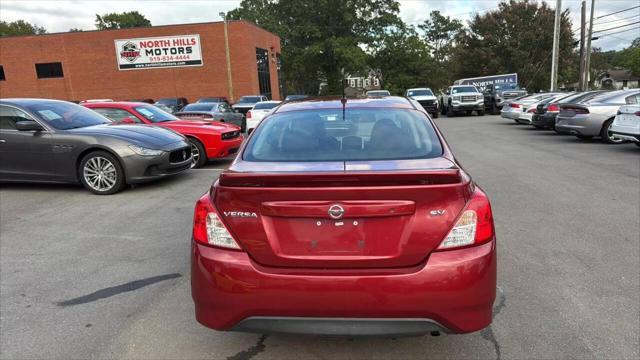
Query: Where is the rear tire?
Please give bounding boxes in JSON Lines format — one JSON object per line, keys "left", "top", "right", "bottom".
{"left": 491, "top": 102, "right": 498, "bottom": 115}
{"left": 446, "top": 102, "right": 454, "bottom": 117}
{"left": 477, "top": 110, "right": 485, "bottom": 116}
{"left": 79, "top": 151, "right": 125, "bottom": 195}
{"left": 188, "top": 138, "right": 207, "bottom": 168}
{"left": 432, "top": 111, "right": 439, "bottom": 119}
{"left": 240, "top": 118, "right": 247, "bottom": 133}
{"left": 600, "top": 119, "right": 625, "bottom": 144}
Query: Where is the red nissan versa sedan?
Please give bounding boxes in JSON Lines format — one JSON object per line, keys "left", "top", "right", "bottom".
{"left": 83, "top": 102, "right": 243, "bottom": 168}
{"left": 191, "top": 96, "right": 496, "bottom": 336}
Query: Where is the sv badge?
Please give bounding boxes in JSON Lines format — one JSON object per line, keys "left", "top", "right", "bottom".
{"left": 430, "top": 209, "right": 446, "bottom": 216}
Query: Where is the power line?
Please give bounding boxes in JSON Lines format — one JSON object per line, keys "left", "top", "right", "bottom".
{"left": 593, "top": 20, "right": 640, "bottom": 33}
{"left": 594, "top": 26, "right": 640, "bottom": 38}
{"left": 594, "top": 5, "right": 640, "bottom": 20}
{"left": 593, "top": 13, "right": 639, "bottom": 26}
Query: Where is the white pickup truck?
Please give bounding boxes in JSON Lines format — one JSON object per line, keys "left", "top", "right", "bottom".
{"left": 440, "top": 85, "right": 485, "bottom": 117}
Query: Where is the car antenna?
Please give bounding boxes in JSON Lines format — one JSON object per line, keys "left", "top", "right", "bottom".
{"left": 341, "top": 77, "right": 347, "bottom": 121}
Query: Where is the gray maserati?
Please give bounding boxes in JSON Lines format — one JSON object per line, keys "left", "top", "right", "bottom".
{"left": 0, "top": 99, "right": 192, "bottom": 194}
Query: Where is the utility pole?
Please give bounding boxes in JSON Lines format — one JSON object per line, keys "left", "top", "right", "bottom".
{"left": 578, "top": 1, "right": 586, "bottom": 91}
{"left": 220, "top": 12, "right": 235, "bottom": 103}
{"left": 550, "top": 0, "right": 562, "bottom": 91}
{"left": 585, "top": 0, "right": 595, "bottom": 90}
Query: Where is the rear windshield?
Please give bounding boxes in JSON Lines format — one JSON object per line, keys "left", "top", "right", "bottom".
{"left": 182, "top": 103, "right": 216, "bottom": 111}
{"left": 367, "top": 91, "right": 390, "bottom": 96}
{"left": 156, "top": 98, "right": 178, "bottom": 105}
{"left": 197, "top": 97, "right": 225, "bottom": 103}
{"left": 253, "top": 102, "right": 279, "bottom": 110}
{"left": 238, "top": 96, "right": 262, "bottom": 103}
{"left": 452, "top": 86, "right": 478, "bottom": 94}
{"left": 243, "top": 108, "right": 443, "bottom": 162}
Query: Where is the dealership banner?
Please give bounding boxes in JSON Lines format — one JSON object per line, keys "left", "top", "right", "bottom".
{"left": 114, "top": 34, "right": 203, "bottom": 70}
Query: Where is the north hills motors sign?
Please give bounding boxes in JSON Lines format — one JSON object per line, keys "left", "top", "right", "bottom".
{"left": 114, "top": 34, "right": 203, "bottom": 70}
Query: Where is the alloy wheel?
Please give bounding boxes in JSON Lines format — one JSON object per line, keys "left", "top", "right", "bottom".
{"left": 83, "top": 156, "right": 117, "bottom": 192}
{"left": 190, "top": 142, "right": 200, "bottom": 168}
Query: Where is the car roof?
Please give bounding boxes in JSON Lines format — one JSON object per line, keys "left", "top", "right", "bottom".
{"left": 84, "top": 101, "right": 148, "bottom": 107}
{"left": 407, "top": 88, "right": 431, "bottom": 91}
{"left": 275, "top": 96, "right": 414, "bottom": 113}
{"left": 0, "top": 98, "right": 70, "bottom": 107}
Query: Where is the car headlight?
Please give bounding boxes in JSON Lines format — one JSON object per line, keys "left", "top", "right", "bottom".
{"left": 477, "top": 95, "right": 483, "bottom": 101}
{"left": 453, "top": 96, "right": 460, "bottom": 101}
{"left": 129, "top": 145, "right": 164, "bottom": 156}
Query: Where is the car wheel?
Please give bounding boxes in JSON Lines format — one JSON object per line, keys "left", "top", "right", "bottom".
{"left": 432, "top": 111, "right": 439, "bottom": 119}
{"left": 533, "top": 125, "right": 544, "bottom": 129}
{"left": 466, "top": 110, "right": 472, "bottom": 116}
{"left": 600, "top": 119, "right": 625, "bottom": 144}
{"left": 576, "top": 135, "right": 593, "bottom": 140}
{"left": 446, "top": 102, "right": 454, "bottom": 117}
{"left": 477, "top": 110, "right": 485, "bottom": 116}
{"left": 189, "top": 138, "right": 207, "bottom": 168}
{"left": 79, "top": 151, "right": 125, "bottom": 195}
{"left": 635, "top": 142, "right": 640, "bottom": 148}
{"left": 491, "top": 102, "right": 498, "bottom": 115}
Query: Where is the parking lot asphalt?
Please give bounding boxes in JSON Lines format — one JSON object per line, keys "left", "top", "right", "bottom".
{"left": 1, "top": 114, "right": 638, "bottom": 360}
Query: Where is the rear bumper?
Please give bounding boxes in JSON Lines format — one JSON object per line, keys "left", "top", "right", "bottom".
{"left": 555, "top": 114, "right": 603, "bottom": 136}
{"left": 191, "top": 240, "right": 496, "bottom": 335}
{"left": 531, "top": 112, "right": 557, "bottom": 128}
{"left": 611, "top": 130, "right": 640, "bottom": 142}
{"left": 501, "top": 110, "right": 520, "bottom": 120}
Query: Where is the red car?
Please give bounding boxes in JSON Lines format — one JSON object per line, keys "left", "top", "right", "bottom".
{"left": 192, "top": 96, "right": 496, "bottom": 336}
{"left": 83, "top": 102, "right": 243, "bottom": 168}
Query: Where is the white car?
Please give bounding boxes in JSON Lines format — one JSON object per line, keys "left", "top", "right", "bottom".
{"left": 501, "top": 93, "right": 560, "bottom": 121}
{"left": 246, "top": 101, "right": 281, "bottom": 134}
{"left": 406, "top": 88, "right": 439, "bottom": 118}
{"left": 440, "top": 85, "right": 485, "bottom": 116}
{"left": 610, "top": 104, "right": 640, "bottom": 147}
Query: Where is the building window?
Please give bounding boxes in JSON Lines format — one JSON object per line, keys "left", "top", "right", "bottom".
{"left": 256, "top": 48, "right": 271, "bottom": 99}
{"left": 0, "top": 65, "right": 5, "bottom": 81}
{"left": 35, "top": 62, "right": 64, "bottom": 79}
{"left": 350, "top": 79, "right": 356, "bottom": 87}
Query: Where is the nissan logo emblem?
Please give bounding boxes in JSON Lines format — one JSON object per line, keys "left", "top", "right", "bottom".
{"left": 328, "top": 204, "right": 345, "bottom": 219}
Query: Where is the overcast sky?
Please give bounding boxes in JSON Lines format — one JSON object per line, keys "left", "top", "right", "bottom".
{"left": 1, "top": 0, "right": 638, "bottom": 50}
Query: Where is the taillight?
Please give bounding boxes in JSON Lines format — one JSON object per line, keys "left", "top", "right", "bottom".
{"left": 246, "top": 111, "right": 252, "bottom": 119}
{"left": 510, "top": 103, "right": 521, "bottom": 108}
{"left": 193, "top": 194, "right": 242, "bottom": 250}
{"left": 436, "top": 189, "right": 494, "bottom": 251}
{"left": 547, "top": 103, "right": 559, "bottom": 112}
{"left": 527, "top": 108, "right": 536, "bottom": 113}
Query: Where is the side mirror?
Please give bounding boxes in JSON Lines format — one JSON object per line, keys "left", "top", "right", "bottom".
{"left": 118, "top": 117, "right": 137, "bottom": 124}
{"left": 15, "top": 120, "right": 44, "bottom": 131}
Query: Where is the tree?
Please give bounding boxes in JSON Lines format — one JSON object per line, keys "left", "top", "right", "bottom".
{"left": 451, "top": 0, "right": 575, "bottom": 92}
{"left": 95, "top": 11, "right": 151, "bottom": 30}
{"left": 0, "top": 20, "right": 46, "bottom": 36}
{"left": 418, "top": 11, "right": 463, "bottom": 91}
{"left": 369, "top": 25, "right": 434, "bottom": 94}
{"left": 228, "top": 0, "right": 402, "bottom": 95}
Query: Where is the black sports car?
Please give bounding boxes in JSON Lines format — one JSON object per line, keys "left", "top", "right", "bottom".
{"left": 0, "top": 99, "right": 192, "bottom": 194}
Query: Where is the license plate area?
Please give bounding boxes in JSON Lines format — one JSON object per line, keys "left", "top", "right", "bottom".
{"left": 264, "top": 216, "right": 409, "bottom": 256}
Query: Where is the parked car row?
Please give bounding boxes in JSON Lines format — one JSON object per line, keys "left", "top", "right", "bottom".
{"left": 501, "top": 89, "right": 640, "bottom": 146}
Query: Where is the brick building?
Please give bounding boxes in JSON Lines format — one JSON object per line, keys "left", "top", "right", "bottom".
{"left": 0, "top": 20, "right": 281, "bottom": 102}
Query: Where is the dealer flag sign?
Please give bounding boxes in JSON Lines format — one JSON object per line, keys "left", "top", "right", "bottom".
{"left": 115, "top": 34, "right": 203, "bottom": 70}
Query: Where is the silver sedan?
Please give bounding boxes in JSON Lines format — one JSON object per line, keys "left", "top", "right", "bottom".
{"left": 555, "top": 90, "right": 640, "bottom": 143}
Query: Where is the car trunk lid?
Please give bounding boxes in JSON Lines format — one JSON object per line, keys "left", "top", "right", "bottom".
{"left": 214, "top": 159, "right": 471, "bottom": 269}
